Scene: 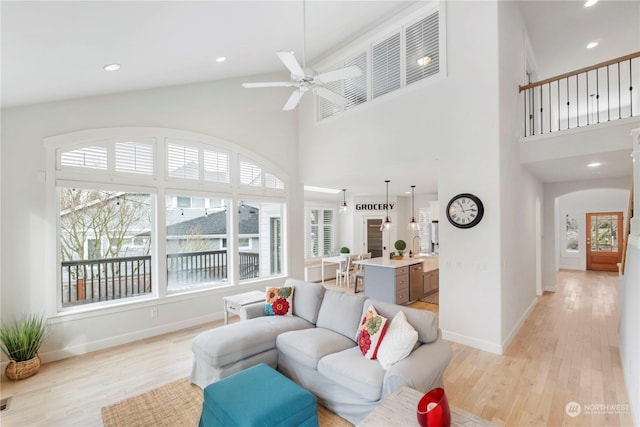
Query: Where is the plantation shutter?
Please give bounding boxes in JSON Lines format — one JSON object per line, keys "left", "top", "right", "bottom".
{"left": 406, "top": 12, "right": 440, "bottom": 85}
{"left": 323, "top": 210, "right": 334, "bottom": 256}
{"left": 265, "top": 172, "right": 284, "bottom": 190}
{"left": 372, "top": 33, "right": 401, "bottom": 98}
{"left": 319, "top": 81, "right": 342, "bottom": 119}
{"left": 115, "top": 141, "right": 154, "bottom": 175}
{"left": 59, "top": 146, "right": 108, "bottom": 170}
{"left": 310, "top": 209, "right": 319, "bottom": 257}
{"left": 344, "top": 52, "right": 368, "bottom": 110}
{"left": 167, "top": 142, "right": 199, "bottom": 180}
{"left": 239, "top": 158, "right": 262, "bottom": 187}
{"left": 203, "top": 149, "right": 230, "bottom": 184}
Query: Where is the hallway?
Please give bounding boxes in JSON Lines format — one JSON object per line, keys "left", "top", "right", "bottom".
{"left": 443, "top": 269, "right": 632, "bottom": 426}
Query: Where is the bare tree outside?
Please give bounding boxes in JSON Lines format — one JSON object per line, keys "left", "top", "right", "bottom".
{"left": 59, "top": 188, "right": 152, "bottom": 261}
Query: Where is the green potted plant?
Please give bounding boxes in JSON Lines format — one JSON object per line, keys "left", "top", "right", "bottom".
{"left": 394, "top": 240, "right": 407, "bottom": 259}
{"left": 340, "top": 246, "right": 350, "bottom": 254}
{"left": 0, "top": 314, "right": 47, "bottom": 380}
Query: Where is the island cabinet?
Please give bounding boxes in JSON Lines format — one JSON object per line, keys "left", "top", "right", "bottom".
{"left": 358, "top": 258, "right": 423, "bottom": 305}
{"left": 423, "top": 268, "right": 439, "bottom": 296}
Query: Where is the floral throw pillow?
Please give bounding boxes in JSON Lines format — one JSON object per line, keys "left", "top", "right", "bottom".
{"left": 357, "top": 305, "right": 389, "bottom": 360}
{"left": 264, "top": 286, "right": 294, "bottom": 316}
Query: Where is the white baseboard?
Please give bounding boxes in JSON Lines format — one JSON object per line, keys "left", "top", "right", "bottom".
{"left": 441, "top": 330, "right": 503, "bottom": 355}
{"left": 501, "top": 297, "right": 537, "bottom": 352}
{"left": 36, "top": 311, "right": 222, "bottom": 365}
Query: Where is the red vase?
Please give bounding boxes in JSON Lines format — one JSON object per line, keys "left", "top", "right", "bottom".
{"left": 417, "top": 388, "right": 451, "bottom": 427}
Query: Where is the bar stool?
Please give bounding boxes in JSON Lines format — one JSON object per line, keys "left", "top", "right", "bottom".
{"left": 353, "top": 253, "right": 371, "bottom": 293}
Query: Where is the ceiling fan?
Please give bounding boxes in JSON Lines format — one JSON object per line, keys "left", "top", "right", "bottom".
{"left": 241, "top": 1, "right": 362, "bottom": 111}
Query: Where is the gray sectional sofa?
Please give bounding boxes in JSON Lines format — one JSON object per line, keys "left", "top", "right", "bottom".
{"left": 190, "top": 278, "right": 452, "bottom": 425}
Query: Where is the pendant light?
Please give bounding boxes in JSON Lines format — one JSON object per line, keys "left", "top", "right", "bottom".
{"left": 382, "top": 180, "right": 392, "bottom": 230}
{"left": 408, "top": 185, "right": 418, "bottom": 230}
{"left": 339, "top": 189, "right": 348, "bottom": 213}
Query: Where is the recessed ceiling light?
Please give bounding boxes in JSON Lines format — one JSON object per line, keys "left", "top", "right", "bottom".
{"left": 586, "top": 42, "right": 598, "bottom": 49}
{"left": 584, "top": 0, "right": 598, "bottom": 7}
{"left": 103, "top": 63, "right": 121, "bottom": 72}
{"left": 417, "top": 56, "right": 432, "bottom": 66}
{"left": 587, "top": 162, "right": 602, "bottom": 168}
{"left": 215, "top": 56, "right": 227, "bottom": 63}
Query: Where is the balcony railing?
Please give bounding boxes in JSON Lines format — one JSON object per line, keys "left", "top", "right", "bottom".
{"left": 519, "top": 52, "right": 640, "bottom": 137}
{"left": 61, "top": 250, "right": 260, "bottom": 307}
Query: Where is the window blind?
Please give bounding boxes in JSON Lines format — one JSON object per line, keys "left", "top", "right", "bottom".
{"left": 344, "top": 52, "right": 368, "bottom": 110}
{"left": 319, "top": 81, "right": 343, "bottom": 119}
{"left": 59, "top": 146, "right": 108, "bottom": 170}
{"left": 406, "top": 12, "right": 440, "bottom": 86}
{"left": 265, "top": 172, "right": 285, "bottom": 190}
{"left": 239, "top": 158, "right": 262, "bottom": 187}
{"left": 167, "top": 143, "right": 199, "bottom": 180}
{"left": 372, "top": 33, "right": 401, "bottom": 99}
{"left": 203, "top": 149, "right": 230, "bottom": 184}
{"left": 115, "top": 141, "right": 154, "bottom": 175}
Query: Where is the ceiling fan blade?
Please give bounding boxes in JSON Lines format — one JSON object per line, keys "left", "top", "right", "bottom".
{"left": 283, "top": 90, "right": 305, "bottom": 111}
{"left": 315, "top": 87, "right": 349, "bottom": 106}
{"left": 242, "top": 82, "right": 294, "bottom": 88}
{"left": 276, "top": 51, "right": 305, "bottom": 77}
{"left": 315, "top": 65, "right": 362, "bottom": 84}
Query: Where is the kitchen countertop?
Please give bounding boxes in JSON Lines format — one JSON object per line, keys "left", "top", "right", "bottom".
{"left": 355, "top": 255, "right": 439, "bottom": 272}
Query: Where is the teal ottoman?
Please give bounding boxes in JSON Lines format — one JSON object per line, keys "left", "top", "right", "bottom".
{"left": 199, "top": 363, "right": 319, "bottom": 427}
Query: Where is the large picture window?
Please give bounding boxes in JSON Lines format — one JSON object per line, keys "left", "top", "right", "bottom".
{"left": 166, "top": 195, "right": 229, "bottom": 292}
{"left": 48, "top": 128, "right": 288, "bottom": 312}
{"left": 59, "top": 188, "right": 152, "bottom": 307}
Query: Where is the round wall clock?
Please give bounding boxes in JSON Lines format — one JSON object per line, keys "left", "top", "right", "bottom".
{"left": 446, "top": 193, "right": 484, "bottom": 229}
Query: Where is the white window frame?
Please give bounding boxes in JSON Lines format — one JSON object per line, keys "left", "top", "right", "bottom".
{"left": 315, "top": 1, "right": 446, "bottom": 121}
{"left": 304, "top": 206, "right": 336, "bottom": 261}
{"left": 45, "top": 127, "right": 289, "bottom": 315}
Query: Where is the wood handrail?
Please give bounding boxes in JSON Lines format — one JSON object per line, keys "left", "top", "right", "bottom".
{"left": 519, "top": 51, "right": 640, "bottom": 92}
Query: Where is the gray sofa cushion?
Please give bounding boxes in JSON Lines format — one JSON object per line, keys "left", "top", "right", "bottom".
{"left": 317, "top": 346, "right": 386, "bottom": 402}
{"left": 362, "top": 299, "right": 439, "bottom": 344}
{"left": 286, "top": 278, "right": 326, "bottom": 324}
{"left": 316, "top": 289, "right": 366, "bottom": 340}
{"left": 192, "top": 315, "right": 313, "bottom": 367}
{"left": 276, "top": 328, "right": 356, "bottom": 370}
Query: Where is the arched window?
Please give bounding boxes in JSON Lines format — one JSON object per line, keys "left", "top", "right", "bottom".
{"left": 46, "top": 128, "right": 288, "bottom": 311}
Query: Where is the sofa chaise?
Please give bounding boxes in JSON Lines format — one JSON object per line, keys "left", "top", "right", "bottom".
{"left": 190, "top": 278, "right": 452, "bottom": 425}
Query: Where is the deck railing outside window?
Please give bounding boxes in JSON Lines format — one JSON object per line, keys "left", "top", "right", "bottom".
{"left": 61, "top": 250, "right": 260, "bottom": 307}
{"left": 520, "top": 52, "right": 640, "bottom": 138}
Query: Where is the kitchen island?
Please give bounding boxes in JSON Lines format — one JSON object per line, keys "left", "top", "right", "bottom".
{"left": 354, "top": 256, "right": 439, "bottom": 305}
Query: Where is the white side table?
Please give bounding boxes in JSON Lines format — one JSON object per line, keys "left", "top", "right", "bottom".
{"left": 223, "top": 290, "right": 265, "bottom": 324}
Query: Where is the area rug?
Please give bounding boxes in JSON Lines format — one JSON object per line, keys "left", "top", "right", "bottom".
{"left": 101, "top": 377, "right": 352, "bottom": 426}
{"left": 421, "top": 292, "right": 439, "bottom": 305}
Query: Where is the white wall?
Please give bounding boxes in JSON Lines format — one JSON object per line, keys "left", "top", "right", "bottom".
{"left": 0, "top": 73, "right": 301, "bottom": 363}
{"left": 557, "top": 189, "right": 629, "bottom": 270}
{"left": 619, "top": 236, "right": 640, "bottom": 425}
{"left": 300, "top": 1, "right": 516, "bottom": 354}
{"left": 497, "top": 0, "right": 542, "bottom": 351}
{"left": 541, "top": 177, "right": 631, "bottom": 291}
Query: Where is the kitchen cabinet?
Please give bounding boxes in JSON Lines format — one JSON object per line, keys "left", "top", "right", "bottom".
{"left": 356, "top": 258, "right": 422, "bottom": 305}
{"left": 423, "top": 268, "right": 439, "bottom": 296}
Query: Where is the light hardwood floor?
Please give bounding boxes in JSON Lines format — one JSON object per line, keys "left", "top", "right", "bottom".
{"left": 0, "top": 270, "right": 633, "bottom": 426}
